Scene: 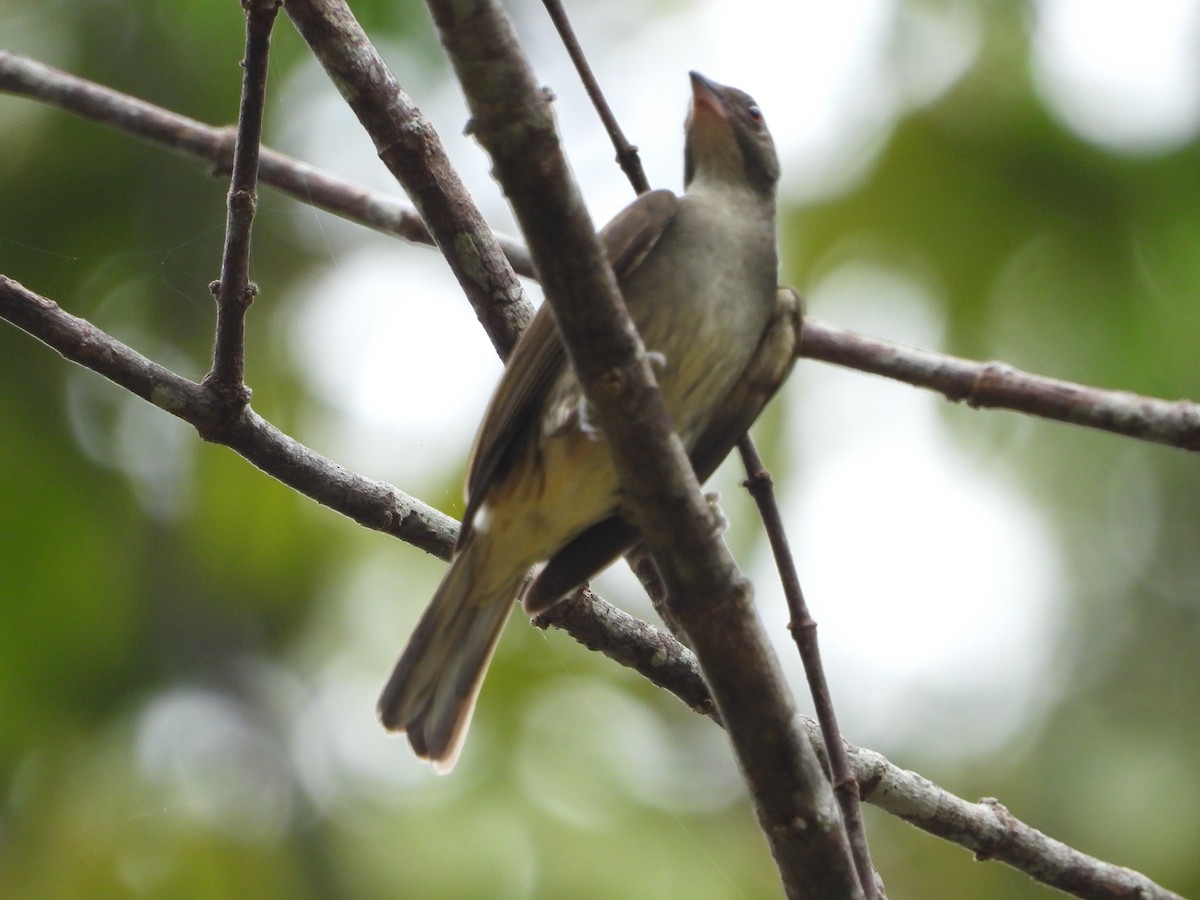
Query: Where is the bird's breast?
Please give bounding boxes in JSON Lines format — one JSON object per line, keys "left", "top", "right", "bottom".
{"left": 623, "top": 191, "right": 778, "bottom": 446}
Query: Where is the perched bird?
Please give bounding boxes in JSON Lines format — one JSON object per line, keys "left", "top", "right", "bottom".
{"left": 378, "top": 72, "right": 797, "bottom": 772}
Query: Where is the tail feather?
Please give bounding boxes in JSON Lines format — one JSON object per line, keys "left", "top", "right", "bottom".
{"left": 377, "top": 539, "right": 525, "bottom": 773}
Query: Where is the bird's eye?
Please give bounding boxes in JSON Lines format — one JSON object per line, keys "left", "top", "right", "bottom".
{"left": 746, "top": 104, "right": 764, "bottom": 127}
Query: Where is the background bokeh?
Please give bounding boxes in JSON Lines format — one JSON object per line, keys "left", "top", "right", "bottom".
{"left": 3, "top": 0, "right": 1200, "bottom": 897}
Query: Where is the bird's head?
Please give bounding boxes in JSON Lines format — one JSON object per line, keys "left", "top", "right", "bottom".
{"left": 683, "top": 72, "right": 780, "bottom": 199}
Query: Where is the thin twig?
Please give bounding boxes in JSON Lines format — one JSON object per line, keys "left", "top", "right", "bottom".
{"left": 550, "top": 14, "right": 878, "bottom": 883}
{"left": 205, "top": 0, "right": 280, "bottom": 402}
{"left": 800, "top": 318, "right": 1200, "bottom": 453}
{"left": 0, "top": 275, "right": 456, "bottom": 554}
{"left": 539, "top": 0, "right": 650, "bottom": 195}
{"left": 0, "top": 272, "right": 1184, "bottom": 900}
{"left": 0, "top": 50, "right": 537, "bottom": 279}
{"left": 738, "top": 436, "right": 879, "bottom": 899}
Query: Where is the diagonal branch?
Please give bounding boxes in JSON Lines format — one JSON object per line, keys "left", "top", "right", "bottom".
{"left": 283, "top": 0, "right": 531, "bottom": 359}
{"left": 0, "top": 272, "right": 703, "bottom": 712}
{"left": 0, "top": 50, "right": 536, "bottom": 280}
{"left": 0, "top": 275, "right": 456, "bottom": 556}
{"left": 739, "top": 436, "right": 879, "bottom": 897}
{"left": 539, "top": 0, "right": 650, "bottom": 195}
{"left": 841, "top": 730, "right": 1185, "bottom": 900}
{"left": 420, "top": 0, "right": 859, "bottom": 896}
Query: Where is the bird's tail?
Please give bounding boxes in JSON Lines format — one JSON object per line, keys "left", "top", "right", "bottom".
{"left": 377, "top": 537, "right": 524, "bottom": 773}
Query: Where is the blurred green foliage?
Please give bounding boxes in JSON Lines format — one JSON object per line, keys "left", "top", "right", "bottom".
{"left": 3, "top": 1, "right": 1200, "bottom": 898}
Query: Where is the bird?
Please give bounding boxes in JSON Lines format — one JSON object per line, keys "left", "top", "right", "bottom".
{"left": 378, "top": 72, "right": 796, "bottom": 772}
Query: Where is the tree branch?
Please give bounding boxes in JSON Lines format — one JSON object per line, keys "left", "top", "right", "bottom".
{"left": 532, "top": 586, "right": 718, "bottom": 720}
{"left": 800, "top": 319, "right": 1200, "bottom": 453}
{"left": 739, "top": 436, "right": 879, "bottom": 897}
{"left": 271, "top": 1, "right": 537, "bottom": 358}
{"left": 205, "top": 0, "right": 279, "bottom": 402}
{"left": 541, "top": 8, "right": 874, "bottom": 891}
{"left": 0, "top": 275, "right": 456, "bottom": 555}
{"left": 538, "top": 0, "right": 650, "bottom": 195}
{"left": 0, "top": 50, "right": 536, "bottom": 281}
{"left": 0, "top": 263, "right": 713, "bottom": 740}
{"left": 841, "top": 730, "right": 1185, "bottom": 900}
{"left": 421, "top": 0, "right": 859, "bottom": 896}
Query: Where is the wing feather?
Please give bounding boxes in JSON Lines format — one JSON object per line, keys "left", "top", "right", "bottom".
{"left": 457, "top": 190, "right": 680, "bottom": 547}
{"left": 522, "top": 287, "right": 802, "bottom": 612}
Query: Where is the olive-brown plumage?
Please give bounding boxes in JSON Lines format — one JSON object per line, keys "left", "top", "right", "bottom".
{"left": 378, "top": 73, "right": 793, "bottom": 772}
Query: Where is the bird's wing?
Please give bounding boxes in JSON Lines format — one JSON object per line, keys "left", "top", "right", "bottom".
{"left": 522, "top": 287, "right": 802, "bottom": 613}
{"left": 684, "top": 286, "right": 802, "bottom": 479}
{"left": 458, "top": 189, "right": 680, "bottom": 548}
{"left": 599, "top": 188, "right": 679, "bottom": 284}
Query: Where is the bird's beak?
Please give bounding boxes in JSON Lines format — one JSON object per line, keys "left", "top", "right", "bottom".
{"left": 688, "top": 71, "right": 728, "bottom": 127}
